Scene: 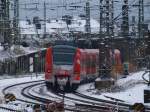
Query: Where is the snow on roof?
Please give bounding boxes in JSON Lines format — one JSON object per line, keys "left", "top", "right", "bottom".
{"left": 0, "top": 46, "right": 45, "bottom": 61}
{"left": 20, "top": 21, "right": 56, "bottom": 35}
{"left": 0, "top": 50, "right": 15, "bottom": 61}
{"left": 46, "top": 20, "right": 67, "bottom": 29}
{"left": 19, "top": 17, "right": 100, "bottom": 35}
{"left": 80, "top": 49, "right": 99, "bottom": 54}
{"left": 69, "top": 17, "right": 99, "bottom": 33}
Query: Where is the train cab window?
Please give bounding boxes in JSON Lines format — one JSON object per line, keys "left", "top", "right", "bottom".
{"left": 53, "top": 52, "right": 75, "bottom": 65}
{"left": 53, "top": 45, "right": 76, "bottom": 65}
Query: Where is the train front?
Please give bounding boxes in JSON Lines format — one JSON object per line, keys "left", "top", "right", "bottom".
{"left": 45, "top": 45, "right": 80, "bottom": 91}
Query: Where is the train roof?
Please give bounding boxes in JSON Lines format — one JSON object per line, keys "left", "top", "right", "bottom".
{"left": 54, "top": 40, "right": 76, "bottom": 46}
{"left": 53, "top": 45, "right": 76, "bottom": 49}
{"left": 80, "top": 49, "right": 99, "bottom": 54}
{"left": 80, "top": 49, "right": 120, "bottom": 54}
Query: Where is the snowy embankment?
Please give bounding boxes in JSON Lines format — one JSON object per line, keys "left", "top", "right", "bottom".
{"left": 77, "top": 71, "right": 150, "bottom": 105}
{"left": 0, "top": 74, "right": 44, "bottom": 111}
{"left": 0, "top": 74, "right": 44, "bottom": 99}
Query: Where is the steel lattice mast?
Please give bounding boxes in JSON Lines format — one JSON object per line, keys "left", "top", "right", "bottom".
{"left": 121, "top": 0, "right": 129, "bottom": 38}
{"left": 13, "top": 0, "right": 19, "bottom": 45}
{"left": 99, "top": 0, "right": 103, "bottom": 37}
{"left": 85, "top": 0, "right": 91, "bottom": 36}
{"left": 138, "top": 0, "right": 144, "bottom": 39}
{"left": 99, "top": 0, "right": 114, "bottom": 38}
{"left": 0, "top": 0, "right": 11, "bottom": 50}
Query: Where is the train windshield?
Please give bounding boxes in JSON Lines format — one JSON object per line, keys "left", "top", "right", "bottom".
{"left": 53, "top": 45, "right": 76, "bottom": 65}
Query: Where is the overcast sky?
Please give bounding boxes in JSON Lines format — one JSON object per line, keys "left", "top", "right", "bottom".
{"left": 9, "top": 0, "right": 150, "bottom": 23}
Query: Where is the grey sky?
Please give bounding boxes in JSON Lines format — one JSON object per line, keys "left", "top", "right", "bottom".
{"left": 10, "top": 0, "right": 150, "bottom": 23}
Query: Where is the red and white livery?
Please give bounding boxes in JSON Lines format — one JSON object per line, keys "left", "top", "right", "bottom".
{"left": 45, "top": 45, "right": 122, "bottom": 91}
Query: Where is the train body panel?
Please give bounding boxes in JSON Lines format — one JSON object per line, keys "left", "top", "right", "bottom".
{"left": 45, "top": 45, "right": 122, "bottom": 91}
{"left": 45, "top": 48, "right": 53, "bottom": 81}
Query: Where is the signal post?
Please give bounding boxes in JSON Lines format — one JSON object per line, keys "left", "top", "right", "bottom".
{"left": 95, "top": 40, "right": 114, "bottom": 90}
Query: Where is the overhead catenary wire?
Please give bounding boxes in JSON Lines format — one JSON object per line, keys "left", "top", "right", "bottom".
{"left": 2, "top": 0, "right": 149, "bottom": 24}
{"left": 14, "top": 0, "right": 150, "bottom": 22}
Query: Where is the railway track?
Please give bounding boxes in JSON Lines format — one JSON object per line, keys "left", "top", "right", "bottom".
{"left": 2, "top": 80, "right": 150, "bottom": 112}
{"left": 24, "top": 82, "right": 131, "bottom": 111}
{"left": 2, "top": 81, "right": 128, "bottom": 111}
{"left": 0, "top": 106, "right": 19, "bottom": 112}
{"left": 20, "top": 82, "right": 112, "bottom": 111}
{"left": 22, "top": 85, "right": 119, "bottom": 112}
{"left": 2, "top": 80, "right": 75, "bottom": 111}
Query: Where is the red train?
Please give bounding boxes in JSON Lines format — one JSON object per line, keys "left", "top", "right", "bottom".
{"left": 45, "top": 45, "right": 122, "bottom": 91}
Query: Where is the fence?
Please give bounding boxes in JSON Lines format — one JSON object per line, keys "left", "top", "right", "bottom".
{"left": 0, "top": 49, "right": 46, "bottom": 75}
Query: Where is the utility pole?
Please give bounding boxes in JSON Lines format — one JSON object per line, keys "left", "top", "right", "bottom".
{"left": 100, "top": 0, "right": 113, "bottom": 38}
{"left": 0, "top": 0, "right": 11, "bottom": 50}
{"left": 110, "top": 0, "right": 114, "bottom": 37}
{"left": 138, "top": 0, "right": 145, "bottom": 58}
{"left": 43, "top": 1, "right": 46, "bottom": 38}
{"left": 121, "top": 0, "right": 129, "bottom": 38}
{"left": 98, "top": 0, "right": 114, "bottom": 78}
{"left": 99, "top": 0, "right": 104, "bottom": 77}
{"left": 85, "top": 0, "right": 91, "bottom": 37}
{"left": 99, "top": 0, "right": 103, "bottom": 38}
{"left": 85, "top": 0, "right": 91, "bottom": 48}
{"left": 121, "top": 0, "right": 130, "bottom": 74}
{"left": 138, "top": 0, "right": 144, "bottom": 39}
{"left": 14, "top": 0, "right": 19, "bottom": 45}
{"left": 105, "top": 0, "right": 110, "bottom": 37}
{"left": 0, "top": 0, "right": 4, "bottom": 45}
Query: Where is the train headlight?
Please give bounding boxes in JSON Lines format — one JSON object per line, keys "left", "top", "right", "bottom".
{"left": 74, "top": 73, "right": 80, "bottom": 80}
{"left": 47, "top": 70, "right": 51, "bottom": 73}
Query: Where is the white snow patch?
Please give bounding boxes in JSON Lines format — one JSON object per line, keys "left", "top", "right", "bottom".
{"left": 77, "top": 71, "right": 150, "bottom": 105}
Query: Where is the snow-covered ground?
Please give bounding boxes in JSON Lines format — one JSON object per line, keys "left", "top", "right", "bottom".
{"left": 0, "top": 74, "right": 43, "bottom": 95}
{"left": 0, "top": 74, "right": 43, "bottom": 91}
{"left": 0, "top": 74, "right": 44, "bottom": 111}
{"left": 77, "top": 71, "right": 150, "bottom": 105}
{"left": 0, "top": 71, "right": 149, "bottom": 104}
{"left": 0, "top": 71, "right": 149, "bottom": 111}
